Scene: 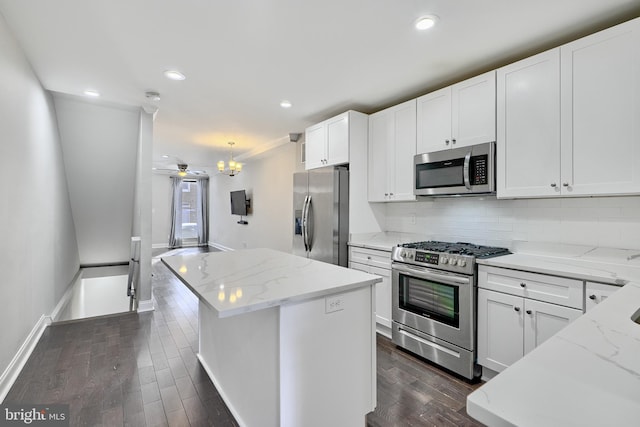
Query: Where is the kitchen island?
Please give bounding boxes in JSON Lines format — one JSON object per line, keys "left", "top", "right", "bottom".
{"left": 161, "top": 248, "right": 381, "bottom": 427}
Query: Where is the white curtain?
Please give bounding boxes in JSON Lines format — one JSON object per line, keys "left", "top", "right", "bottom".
{"left": 168, "top": 176, "right": 183, "bottom": 248}
{"left": 196, "top": 177, "right": 209, "bottom": 246}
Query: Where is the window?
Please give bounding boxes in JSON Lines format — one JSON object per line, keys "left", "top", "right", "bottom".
{"left": 181, "top": 180, "right": 198, "bottom": 242}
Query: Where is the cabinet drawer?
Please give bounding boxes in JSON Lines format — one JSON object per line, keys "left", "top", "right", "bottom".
{"left": 585, "top": 281, "right": 620, "bottom": 312}
{"left": 348, "top": 247, "right": 391, "bottom": 269}
{"left": 478, "top": 265, "right": 583, "bottom": 309}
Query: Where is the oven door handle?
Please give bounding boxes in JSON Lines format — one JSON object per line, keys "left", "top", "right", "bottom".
{"left": 463, "top": 150, "right": 472, "bottom": 190}
{"left": 392, "top": 263, "right": 471, "bottom": 286}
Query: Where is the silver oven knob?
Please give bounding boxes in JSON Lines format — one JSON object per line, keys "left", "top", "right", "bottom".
{"left": 441, "top": 257, "right": 448, "bottom": 264}
{"left": 401, "top": 251, "right": 407, "bottom": 258}
{"left": 458, "top": 259, "right": 467, "bottom": 267}
{"left": 450, "top": 259, "right": 458, "bottom": 266}
{"left": 408, "top": 253, "right": 414, "bottom": 259}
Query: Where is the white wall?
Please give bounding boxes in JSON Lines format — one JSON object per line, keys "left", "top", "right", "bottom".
{"left": 0, "top": 14, "right": 79, "bottom": 381}
{"left": 53, "top": 94, "right": 140, "bottom": 265}
{"left": 210, "top": 142, "right": 303, "bottom": 251}
{"left": 152, "top": 173, "right": 173, "bottom": 247}
{"left": 384, "top": 196, "right": 640, "bottom": 250}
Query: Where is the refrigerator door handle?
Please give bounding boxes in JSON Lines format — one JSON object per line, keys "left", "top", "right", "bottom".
{"left": 302, "top": 195, "right": 309, "bottom": 252}
{"left": 306, "top": 195, "right": 313, "bottom": 251}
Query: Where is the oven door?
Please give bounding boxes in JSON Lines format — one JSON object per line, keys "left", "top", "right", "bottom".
{"left": 392, "top": 262, "right": 474, "bottom": 350}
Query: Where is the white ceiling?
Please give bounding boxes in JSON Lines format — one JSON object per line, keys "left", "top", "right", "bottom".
{"left": 1, "top": 0, "right": 639, "bottom": 170}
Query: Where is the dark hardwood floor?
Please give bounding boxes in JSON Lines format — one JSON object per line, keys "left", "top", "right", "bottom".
{"left": 6, "top": 247, "right": 483, "bottom": 426}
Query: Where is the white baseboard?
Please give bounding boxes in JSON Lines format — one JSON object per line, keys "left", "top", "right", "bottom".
{"left": 0, "top": 315, "right": 51, "bottom": 403}
{"left": 208, "top": 242, "right": 234, "bottom": 251}
{"left": 137, "top": 298, "right": 155, "bottom": 313}
{"left": 197, "top": 353, "right": 247, "bottom": 427}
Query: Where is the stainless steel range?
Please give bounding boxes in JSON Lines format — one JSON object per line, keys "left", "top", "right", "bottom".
{"left": 391, "top": 241, "right": 510, "bottom": 380}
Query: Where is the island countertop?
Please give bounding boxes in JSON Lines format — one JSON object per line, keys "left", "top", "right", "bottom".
{"left": 161, "top": 248, "right": 382, "bottom": 318}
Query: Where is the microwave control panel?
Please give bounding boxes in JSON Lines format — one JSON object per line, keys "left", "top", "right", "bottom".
{"left": 470, "top": 155, "right": 488, "bottom": 185}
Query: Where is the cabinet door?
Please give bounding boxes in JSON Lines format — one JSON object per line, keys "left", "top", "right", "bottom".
{"left": 416, "top": 87, "right": 452, "bottom": 153}
{"left": 390, "top": 99, "right": 417, "bottom": 201}
{"left": 477, "top": 289, "right": 524, "bottom": 373}
{"left": 497, "top": 49, "right": 561, "bottom": 198}
{"left": 478, "top": 265, "right": 583, "bottom": 309}
{"left": 451, "top": 70, "right": 496, "bottom": 149}
{"left": 305, "top": 122, "right": 326, "bottom": 170}
{"left": 370, "top": 266, "right": 392, "bottom": 329}
{"left": 585, "top": 282, "right": 619, "bottom": 312}
{"left": 561, "top": 18, "right": 640, "bottom": 196}
{"left": 326, "top": 112, "right": 350, "bottom": 166}
{"left": 523, "top": 299, "right": 582, "bottom": 355}
{"left": 368, "top": 108, "right": 393, "bottom": 201}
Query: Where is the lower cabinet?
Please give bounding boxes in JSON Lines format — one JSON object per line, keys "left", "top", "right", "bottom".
{"left": 477, "top": 265, "right": 584, "bottom": 374}
{"left": 348, "top": 246, "right": 392, "bottom": 337}
{"left": 477, "top": 288, "right": 582, "bottom": 373}
{"left": 585, "top": 281, "right": 620, "bottom": 312}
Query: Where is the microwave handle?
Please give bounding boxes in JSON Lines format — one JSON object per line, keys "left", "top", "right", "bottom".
{"left": 463, "top": 150, "right": 472, "bottom": 190}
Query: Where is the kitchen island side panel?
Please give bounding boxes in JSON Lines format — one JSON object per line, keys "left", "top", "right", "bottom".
{"left": 198, "top": 301, "right": 280, "bottom": 427}
{"left": 280, "top": 285, "right": 376, "bottom": 427}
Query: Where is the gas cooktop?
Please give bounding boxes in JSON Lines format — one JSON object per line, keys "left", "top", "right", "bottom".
{"left": 391, "top": 240, "right": 511, "bottom": 274}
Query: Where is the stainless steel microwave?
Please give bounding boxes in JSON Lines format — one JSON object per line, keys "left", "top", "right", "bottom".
{"left": 414, "top": 142, "right": 495, "bottom": 196}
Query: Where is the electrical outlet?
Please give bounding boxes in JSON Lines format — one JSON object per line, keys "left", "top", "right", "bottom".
{"left": 325, "top": 295, "right": 344, "bottom": 313}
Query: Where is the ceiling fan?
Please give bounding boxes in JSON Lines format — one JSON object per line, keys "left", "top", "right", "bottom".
{"left": 153, "top": 157, "right": 208, "bottom": 177}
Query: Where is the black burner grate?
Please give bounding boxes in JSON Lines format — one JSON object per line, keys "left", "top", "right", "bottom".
{"left": 399, "top": 241, "right": 510, "bottom": 258}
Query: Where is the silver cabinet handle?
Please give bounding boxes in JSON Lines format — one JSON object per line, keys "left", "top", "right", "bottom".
{"left": 550, "top": 183, "right": 557, "bottom": 188}
{"left": 514, "top": 306, "right": 521, "bottom": 312}
{"left": 445, "top": 139, "right": 450, "bottom": 145}
{"left": 452, "top": 138, "right": 457, "bottom": 145}
{"left": 526, "top": 310, "right": 532, "bottom": 315}
{"left": 563, "top": 183, "right": 569, "bottom": 187}
{"left": 520, "top": 282, "right": 526, "bottom": 288}
{"left": 589, "top": 294, "right": 596, "bottom": 300}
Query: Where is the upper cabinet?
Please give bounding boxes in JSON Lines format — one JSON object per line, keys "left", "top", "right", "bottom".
{"left": 497, "top": 49, "right": 561, "bottom": 198}
{"left": 498, "top": 17, "right": 640, "bottom": 198}
{"left": 368, "top": 99, "right": 417, "bottom": 202}
{"left": 417, "top": 70, "right": 496, "bottom": 154}
{"left": 305, "top": 111, "right": 367, "bottom": 170}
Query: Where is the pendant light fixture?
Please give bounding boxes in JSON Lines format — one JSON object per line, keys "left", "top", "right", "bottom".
{"left": 217, "top": 141, "right": 242, "bottom": 176}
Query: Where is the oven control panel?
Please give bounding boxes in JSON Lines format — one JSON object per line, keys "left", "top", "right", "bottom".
{"left": 391, "top": 247, "right": 475, "bottom": 275}
{"left": 415, "top": 251, "right": 439, "bottom": 265}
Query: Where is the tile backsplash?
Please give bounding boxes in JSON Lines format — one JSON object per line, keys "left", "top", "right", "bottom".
{"left": 384, "top": 196, "right": 640, "bottom": 250}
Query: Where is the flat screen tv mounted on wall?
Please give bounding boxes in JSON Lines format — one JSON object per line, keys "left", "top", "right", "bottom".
{"left": 230, "top": 190, "right": 249, "bottom": 223}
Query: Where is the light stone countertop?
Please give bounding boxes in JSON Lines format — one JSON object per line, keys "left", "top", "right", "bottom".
{"left": 467, "top": 281, "right": 640, "bottom": 426}
{"left": 162, "top": 248, "right": 381, "bottom": 318}
{"left": 469, "top": 241, "right": 640, "bottom": 426}
{"left": 348, "top": 232, "right": 430, "bottom": 252}
{"left": 478, "top": 241, "right": 640, "bottom": 285}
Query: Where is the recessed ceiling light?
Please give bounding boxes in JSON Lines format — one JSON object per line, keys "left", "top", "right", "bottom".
{"left": 161, "top": 155, "right": 169, "bottom": 158}
{"left": 83, "top": 89, "right": 100, "bottom": 97}
{"left": 164, "top": 70, "right": 186, "bottom": 81}
{"left": 280, "top": 100, "right": 292, "bottom": 108}
{"left": 415, "top": 15, "right": 439, "bottom": 30}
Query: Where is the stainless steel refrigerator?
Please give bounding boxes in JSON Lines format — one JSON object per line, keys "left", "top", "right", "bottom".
{"left": 293, "top": 167, "right": 349, "bottom": 266}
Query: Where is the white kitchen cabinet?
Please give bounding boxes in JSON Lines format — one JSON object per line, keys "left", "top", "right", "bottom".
{"left": 417, "top": 70, "right": 496, "bottom": 154}
{"left": 560, "top": 18, "right": 640, "bottom": 196}
{"left": 478, "top": 265, "right": 583, "bottom": 309}
{"left": 498, "top": 17, "right": 640, "bottom": 198}
{"left": 497, "top": 49, "right": 561, "bottom": 198}
{"left": 349, "top": 246, "right": 392, "bottom": 336}
{"left": 368, "top": 99, "right": 416, "bottom": 202}
{"left": 478, "top": 288, "right": 582, "bottom": 374}
{"left": 585, "top": 281, "right": 620, "bottom": 312}
{"left": 477, "top": 265, "right": 583, "bottom": 374}
{"left": 305, "top": 110, "right": 367, "bottom": 170}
